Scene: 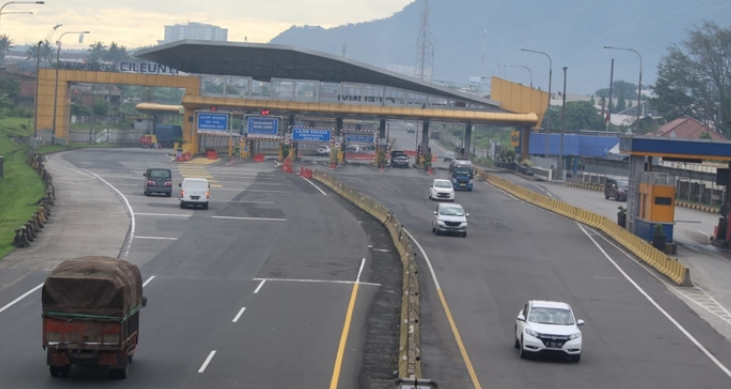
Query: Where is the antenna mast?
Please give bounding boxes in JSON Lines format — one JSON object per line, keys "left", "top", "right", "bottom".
{"left": 415, "top": 0, "right": 432, "bottom": 81}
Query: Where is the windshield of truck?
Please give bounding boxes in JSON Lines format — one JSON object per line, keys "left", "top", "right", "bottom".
{"left": 454, "top": 167, "right": 472, "bottom": 176}
{"left": 149, "top": 169, "right": 171, "bottom": 179}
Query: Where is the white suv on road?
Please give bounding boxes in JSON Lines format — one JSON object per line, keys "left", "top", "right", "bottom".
{"left": 179, "top": 178, "right": 210, "bottom": 210}
{"left": 515, "top": 300, "right": 584, "bottom": 362}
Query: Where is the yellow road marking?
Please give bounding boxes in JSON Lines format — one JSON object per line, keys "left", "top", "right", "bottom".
{"left": 210, "top": 184, "right": 223, "bottom": 188}
{"left": 329, "top": 282, "right": 360, "bottom": 389}
{"left": 437, "top": 289, "right": 482, "bottom": 389}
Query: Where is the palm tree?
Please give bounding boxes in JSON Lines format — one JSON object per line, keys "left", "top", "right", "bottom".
{"left": 24, "top": 40, "right": 55, "bottom": 67}
{"left": 0, "top": 34, "right": 12, "bottom": 66}
{"left": 104, "top": 42, "right": 130, "bottom": 65}
{"left": 86, "top": 41, "right": 108, "bottom": 65}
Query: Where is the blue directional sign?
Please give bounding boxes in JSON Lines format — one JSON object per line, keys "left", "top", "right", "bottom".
{"left": 345, "top": 134, "right": 375, "bottom": 143}
{"left": 247, "top": 116, "right": 279, "bottom": 135}
{"left": 292, "top": 128, "right": 332, "bottom": 142}
{"left": 197, "top": 113, "right": 229, "bottom": 131}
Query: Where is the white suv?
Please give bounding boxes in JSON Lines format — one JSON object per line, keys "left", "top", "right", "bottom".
{"left": 432, "top": 203, "right": 468, "bottom": 237}
{"left": 179, "top": 178, "right": 210, "bottom": 210}
{"left": 515, "top": 300, "right": 584, "bottom": 362}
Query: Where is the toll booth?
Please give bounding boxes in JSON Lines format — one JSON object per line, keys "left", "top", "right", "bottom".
{"left": 634, "top": 172, "right": 675, "bottom": 243}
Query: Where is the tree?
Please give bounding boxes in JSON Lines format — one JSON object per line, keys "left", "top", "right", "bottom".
{"left": 104, "top": 42, "right": 130, "bottom": 64}
{"left": 615, "top": 90, "right": 627, "bottom": 112}
{"left": 0, "top": 34, "right": 12, "bottom": 65}
{"left": 650, "top": 21, "right": 731, "bottom": 136}
{"left": 595, "top": 81, "right": 638, "bottom": 100}
{"left": 86, "top": 42, "right": 108, "bottom": 65}
{"left": 589, "top": 95, "right": 595, "bottom": 105}
{"left": 0, "top": 74, "right": 20, "bottom": 105}
{"left": 543, "top": 101, "right": 605, "bottom": 132}
{"left": 24, "top": 40, "right": 55, "bottom": 67}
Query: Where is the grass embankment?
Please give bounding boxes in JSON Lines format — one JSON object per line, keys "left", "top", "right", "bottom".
{"left": 0, "top": 117, "right": 46, "bottom": 259}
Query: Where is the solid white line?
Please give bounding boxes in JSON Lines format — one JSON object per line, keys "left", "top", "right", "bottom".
{"left": 136, "top": 213, "right": 191, "bottom": 218}
{"left": 211, "top": 216, "right": 286, "bottom": 222}
{"left": 89, "top": 172, "right": 135, "bottom": 260}
{"left": 198, "top": 350, "right": 217, "bottom": 373}
{"left": 300, "top": 176, "right": 328, "bottom": 196}
{"left": 356, "top": 258, "right": 366, "bottom": 283}
{"left": 45, "top": 158, "right": 95, "bottom": 178}
{"left": 143, "top": 276, "right": 156, "bottom": 288}
{"left": 402, "top": 228, "right": 441, "bottom": 290}
{"left": 576, "top": 223, "right": 731, "bottom": 379}
{"left": 252, "top": 277, "right": 381, "bottom": 287}
{"left": 254, "top": 279, "right": 266, "bottom": 294}
{"left": 232, "top": 307, "right": 246, "bottom": 323}
{"left": 0, "top": 283, "right": 44, "bottom": 314}
{"left": 135, "top": 236, "right": 178, "bottom": 241}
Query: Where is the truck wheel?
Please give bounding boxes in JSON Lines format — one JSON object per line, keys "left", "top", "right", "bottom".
{"left": 60, "top": 365, "right": 71, "bottom": 378}
{"left": 49, "top": 366, "right": 60, "bottom": 378}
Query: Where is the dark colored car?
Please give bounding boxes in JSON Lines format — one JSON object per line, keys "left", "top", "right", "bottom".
{"left": 143, "top": 167, "right": 173, "bottom": 197}
{"left": 392, "top": 154, "right": 411, "bottom": 168}
{"left": 604, "top": 177, "right": 628, "bottom": 201}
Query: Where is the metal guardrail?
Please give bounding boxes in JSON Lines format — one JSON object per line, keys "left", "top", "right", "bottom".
{"left": 311, "top": 170, "right": 421, "bottom": 379}
{"left": 532, "top": 166, "right": 553, "bottom": 181}
{"left": 13, "top": 153, "right": 55, "bottom": 249}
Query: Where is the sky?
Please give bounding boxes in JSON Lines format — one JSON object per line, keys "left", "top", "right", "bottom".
{"left": 0, "top": 0, "right": 412, "bottom": 49}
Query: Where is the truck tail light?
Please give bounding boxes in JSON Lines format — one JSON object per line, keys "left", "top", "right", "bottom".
{"left": 206, "top": 191, "right": 210, "bottom": 199}
{"left": 164, "top": 182, "right": 172, "bottom": 186}
{"left": 147, "top": 181, "right": 155, "bottom": 186}
{"left": 180, "top": 190, "right": 184, "bottom": 197}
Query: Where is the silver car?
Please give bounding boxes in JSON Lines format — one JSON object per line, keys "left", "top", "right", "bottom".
{"left": 432, "top": 203, "right": 469, "bottom": 237}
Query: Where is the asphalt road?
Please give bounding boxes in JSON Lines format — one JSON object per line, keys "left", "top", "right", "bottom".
{"left": 0, "top": 148, "right": 398, "bottom": 388}
{"left": 328, "top": 163, "right": 731, "bottom": 389}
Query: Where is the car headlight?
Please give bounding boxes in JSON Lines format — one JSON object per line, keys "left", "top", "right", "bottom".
{"left": 437, "top": 220, "right": 446, "bottom": 226}
{"left": 569, "top": 332, "right": 581, "bottom": 340}
{"left": 525, "top": 328, "right": 538, "bottom": 337}
{"left": 462, "top": 222, "right": 468, "bottom": 226}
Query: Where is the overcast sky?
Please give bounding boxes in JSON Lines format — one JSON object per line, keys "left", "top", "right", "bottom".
{"left": 0, "top": 0, "right": 412, "bottom": 48}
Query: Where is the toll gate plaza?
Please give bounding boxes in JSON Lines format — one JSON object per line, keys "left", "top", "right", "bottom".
{"left": 35, "top": 40, "right": 549, "bottom": 163}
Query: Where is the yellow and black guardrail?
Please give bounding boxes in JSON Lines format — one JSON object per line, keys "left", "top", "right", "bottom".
{"left": 474, "top": 168, "right": 692, "bottom": 287}
{"left": 566, "top": 181, "right": 603, "bottom": 192}
{"left": 13, "top": 153, "right": 56, "bottom": 249}
{"left": 311, "top": 169, "right": 422, "bottom": 379}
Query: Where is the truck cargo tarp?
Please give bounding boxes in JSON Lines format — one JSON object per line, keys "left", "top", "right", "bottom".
{"left": 42, "top": 256, "right": 143, "bottom": 319}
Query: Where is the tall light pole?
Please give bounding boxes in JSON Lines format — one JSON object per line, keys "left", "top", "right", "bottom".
{"left": 559, "top": 67, "right": 567, "bottom": 181}
{"left": 604, "top": 45, "right": 642, "bottom": 134}
{"left": 0, "top": 1, "right": 43, "bottom": 32}
{"left": 506, "top": 64, "right": 533, "bottom": 88}
{"left": 52, "top": 30, "right": 90, "bottom": 145}
{"left": 521, "top": 48, "right": 552, "bottom": 158}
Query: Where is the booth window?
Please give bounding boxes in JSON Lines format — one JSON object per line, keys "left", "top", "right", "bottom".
{"left": 655, "top": 197, "right": 672, "bottom": 205}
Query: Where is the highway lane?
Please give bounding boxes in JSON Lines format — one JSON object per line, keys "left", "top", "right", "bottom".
{"left": 329, "top": 164, "right": 731, "bottom": 389}
{"left": 0, "top": 148, "right": 398, "bottom": 388}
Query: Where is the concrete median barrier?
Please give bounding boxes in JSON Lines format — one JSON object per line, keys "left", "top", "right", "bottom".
{"left": 311, "top": 169, "right": 421, "bottom": 379}
{"left": 13, "top": 153, "right": 56, "bottom": 250}
{"left": 479, "top": 170, "right": 692, "bottom": 287}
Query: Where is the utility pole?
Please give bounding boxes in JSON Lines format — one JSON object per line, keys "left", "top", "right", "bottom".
{"left": 32, "top": 40, "right": 41, "bottom": 138}
{"left": 414, "top": 0, "right": 431, "bottom": 81}
{"left": 606, "top": 59, "right": 614, "bottom": 132}
{"left": 559, "top": 66, "right": 567, "bottom": 181}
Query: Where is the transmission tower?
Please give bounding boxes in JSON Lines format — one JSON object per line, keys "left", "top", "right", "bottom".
{"left": 415, "top": 0, "right": 432, "bottom": 81}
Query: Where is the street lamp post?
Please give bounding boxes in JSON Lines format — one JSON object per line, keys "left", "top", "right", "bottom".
{"left": 52, "top": 30, "right": 90, "bottom": 145}
{"left": 506, "top": 64, "right": 533, "bottom": 88}
{"left": 604, "top": 45, "right": 643, "bottom": 134}
{"left": 0, "top": 1, "right": 43, "bottom": 32}
{"left": 559, "top": 66, "right": 568, "bottom": 181}
{"left": 521, "top": 48, "right": 552, "bottom": 158}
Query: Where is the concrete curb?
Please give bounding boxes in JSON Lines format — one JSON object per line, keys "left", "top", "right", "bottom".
{"left": 310, "top": 170, "right": 421, "bottom": 379}
{"left": 565, "top": 181, "right": 603, "bottom": 192}
{"left": 473, "top": 167, "right": 693, "bottom": 287}
{"left": 675, "top": 201, "right": 719, "bottom": 214}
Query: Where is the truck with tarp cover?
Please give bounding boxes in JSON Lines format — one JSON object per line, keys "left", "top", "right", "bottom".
{"left": 42, "top": 256, "right": 147, "bottom": 380}
{"left": 449, "top": 159, "right": 474, "bottom": 191}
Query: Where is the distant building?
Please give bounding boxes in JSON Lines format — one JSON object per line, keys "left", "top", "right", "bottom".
{"left": 160, "top": 22, "right": 228, "bottom": 44}
{"left": 650, "top": 116, "right": 726, "bottom": 140}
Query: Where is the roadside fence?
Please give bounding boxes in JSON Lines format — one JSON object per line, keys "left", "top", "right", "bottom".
{"left": 13, "top": 153, "right": 55, "bottom": 249}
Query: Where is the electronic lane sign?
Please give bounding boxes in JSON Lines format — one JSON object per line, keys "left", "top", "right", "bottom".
{"left": 197, "top": 112, "right": 229, "bottom": 131}
{"left": 292, "top": 128, "right": 332, "bottom": 142}
{"left": 345, "top": 134, "right": 375, "bottom": 143}
{"left": 246, "top": 116, "right": 280, "bottom": 136}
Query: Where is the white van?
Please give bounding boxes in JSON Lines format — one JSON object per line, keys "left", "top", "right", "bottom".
{"left": 179, "top": 178, "right": 210, "bottom": 209}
